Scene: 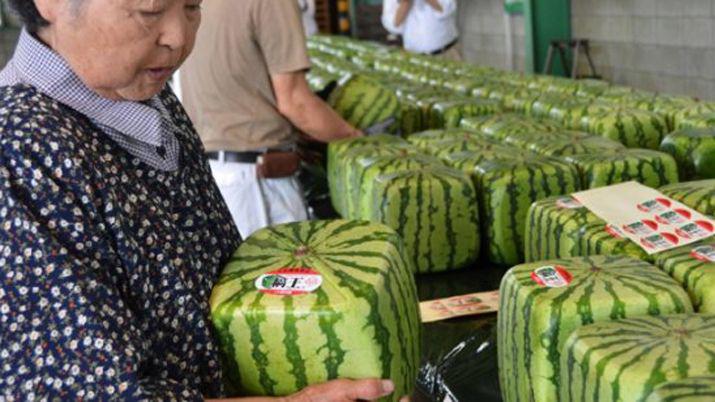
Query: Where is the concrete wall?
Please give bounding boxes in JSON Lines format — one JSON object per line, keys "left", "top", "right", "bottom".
{"left": 572, "top": 0, "right": 715, "bottom": 100}
{"left": 457, "top": 0, "right": 526, "bottom": 72}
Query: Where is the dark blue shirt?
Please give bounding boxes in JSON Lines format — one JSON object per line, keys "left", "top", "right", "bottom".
{"left": 0, "top": 84, "right": 240, "bottom": 400}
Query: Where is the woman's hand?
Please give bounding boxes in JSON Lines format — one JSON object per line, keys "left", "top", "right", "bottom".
{"left": 207, "top": 379, "right": 409, "bottom": 402}
{"left": 286, "top": 379, "right": 405, "bottom": 402}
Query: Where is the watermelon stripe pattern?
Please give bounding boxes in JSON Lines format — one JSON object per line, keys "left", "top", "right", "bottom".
{"left": 427, "top": 99, "right": 501, "bottom": 129}
{"left": 565, "top": 149, "right": 679, "bottom": 189}
{"left": 327, "top": 135, "right": 407, "bottom": 215}
{"left": 645, "top": 376, "right": 715, "bottom": 401}
{"left": 660, "top": 180, "right": 715, "bottom": 217}
{"left": 328, "top": 75, "right": 400, "bottom": 134}
{"left": 660, "top": 128, "right": 715, "bottom": 180}
{"left": 523, "top": 134, "right": 626, "bottom": 157}
{"left": 211, "top": 220, "right": 420, "bottom": 400}
{"left": 446, "top": 152, "right": 580, "bottom": 265}
{"left": 561, "top": 314, "right": 715, "bottom": 402}
{"left": 654, "top": 238, "right": 715, "bottom": 313}
{"left": 499, "top": 255, "right": 693, "bottom": 402}
{"left": 581, "top": 108, "right": 667, "bottom": 149}
{"left": 525, "top": 196, "right": 651, "bottom": 263}
{"left": 369, "top": 168, "right": 480, "bottom": 273}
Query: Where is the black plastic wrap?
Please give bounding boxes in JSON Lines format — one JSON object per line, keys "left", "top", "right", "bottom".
{"left": 414, "top": 268, "right": 506, "bottom": 402}
{"left": 416, "top": 319, "right": 501, "bottom": 402}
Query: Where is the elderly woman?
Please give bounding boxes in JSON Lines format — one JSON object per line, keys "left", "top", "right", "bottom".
{"left": 0, "top": 0, "right": 399, "bottom": 401}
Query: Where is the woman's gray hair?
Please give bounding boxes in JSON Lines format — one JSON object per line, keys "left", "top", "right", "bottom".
{"left": 8, "top": 0, "right": 50, "bottom": 32}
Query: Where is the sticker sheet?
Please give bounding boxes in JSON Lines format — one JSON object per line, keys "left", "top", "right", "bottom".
{"left": 574, "top": 182, "right": 715, "bottom": 255}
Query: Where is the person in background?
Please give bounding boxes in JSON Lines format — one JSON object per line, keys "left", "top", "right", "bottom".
{"left": 298, "top": 0, "right": 319, "bottom": 36}
{"left": 0, "top": 0, "right": 394, "bottom": 400}
{"left": 180, "top": 0, "right": 361, "bottom": 240}
{"left": 381, "top": 0, "right": 461, "bottom": 60}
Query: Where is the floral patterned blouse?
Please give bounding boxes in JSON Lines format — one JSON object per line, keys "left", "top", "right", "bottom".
{"left": 0, "top": 84, "right": 241, "bottom": 400}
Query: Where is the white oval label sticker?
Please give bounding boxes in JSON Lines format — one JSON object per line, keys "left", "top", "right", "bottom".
{"left": 255, "top": 268, "right": 323, "bottom": 296}
{"left": 531, "top": 265, "right": 572, "bottom": 288}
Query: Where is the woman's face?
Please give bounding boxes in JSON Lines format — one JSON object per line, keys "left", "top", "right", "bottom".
{"left": 38, "top": 0, "right": 202, "bottom": 101}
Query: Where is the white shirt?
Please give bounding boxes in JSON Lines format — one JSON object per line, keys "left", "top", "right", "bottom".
{"left": 381, "top": 0, "right": 458, "bottom": 54}
{"left": 298, "top": 0, "right": 319, "bottom": 37}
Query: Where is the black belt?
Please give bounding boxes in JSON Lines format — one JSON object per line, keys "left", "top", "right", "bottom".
{"left": 429, "top": 39, "right": 459, "bottom": 55}
{"left": 206, "top": 151, "right": 266, "bottom": 164}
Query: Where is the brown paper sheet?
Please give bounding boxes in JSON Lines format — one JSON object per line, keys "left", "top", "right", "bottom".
{"left": 420, "top": 290, "right": 499, "bottom": 323}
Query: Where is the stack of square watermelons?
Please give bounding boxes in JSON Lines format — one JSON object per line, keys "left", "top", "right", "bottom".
{"left": 274, "top": 35, "right": 715, "bottom": 401}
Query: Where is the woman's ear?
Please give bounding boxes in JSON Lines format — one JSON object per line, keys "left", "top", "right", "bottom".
{"left": 34, "top": 0, "right": 60, "bottom": 24}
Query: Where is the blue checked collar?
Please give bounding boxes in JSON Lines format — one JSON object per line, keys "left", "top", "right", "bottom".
{"left": 1, "top": 29, "right": 165, "bottom": 147}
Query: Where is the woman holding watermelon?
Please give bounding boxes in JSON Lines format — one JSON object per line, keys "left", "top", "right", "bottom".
{"left": 0, "top": 0, "right": 404, "bottom": 401}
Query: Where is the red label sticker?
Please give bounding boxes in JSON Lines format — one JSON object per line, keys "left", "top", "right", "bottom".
{"left": 606, "top": 224, "right": 626, "bottom": 239}
{"left": 255, "top": 268, "right": 323, "bottom": 296}
{"left": 638, "top": 198, "right": 671, "bottom": 213}
{"left": 676, "top": 222, "right": 714, "bottom": 240}
{"left": 556, "top": 197, "right": 583, "bottom": 209}
{"left": 691, "top": 245, "right": 715, "bottom": 263}
{"left": 531, "top": 265, "right": 573, "bottom": 288}
{"left": 623, "top": 220, "right": 658, "bottom": 236}
{"left": 641, "top": 233, "right": 679, "bottom": 250}
{"left": 655, "top": 210, "right": 689, "bottom": 225}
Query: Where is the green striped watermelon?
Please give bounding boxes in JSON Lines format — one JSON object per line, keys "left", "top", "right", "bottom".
{"left": 635, "top": 95, "right": 697, "bottom": 132}
{"left": 660, "top": 128, "right": 715, "bottom": 180}
{"left": 581, "top": 108, "right": 667, "bottom": 149}
{"left": 524, "top": 134, "right": 626, "bottom": 157}
{"left": 565, "top": 149, "right": 679, "bottom": 189}
{"left": 306, "top": 68, "right": 339, "bottom": 93}
{"left": 660, "top": 180, "right": 715, "bottom": 217}
{"left": 427, "top": 99, "right": 501, "bottom": 129}
{"left": 678, "top": 113, "right": 715, "bottom": 130}
{"left": 503, "top": 130, "right": 588, "bottom": 150}
{"left": 561, "top": 314, "right": 715, "bottom": 402}
{"left": 351, "top": 151, "right": 443, "bottom": 220}
{"left": 529, "top": 94, "right": 572, "bottom": 119}
{"left": 654, "top": 238, "right": 715, "bottom": 313}
{"left": 553, "top": 101, "right": 612, "bottom": 131}
{"left": 368, "top": 167, "right": 480, "bottom": 273}
{"left": 674, "top": 102, "right": 715, "bottom": 130}
{"left": 441, "top": 77, "right": 485, "bottom": 95}
{"left": 210, "top": 220, "right": 420, "bottom": 400}
{"left": 478, "top": 114, "right": 562, "bottom": 141}
{"left": 645, "top": 376, "right": 715, "bottom": 401}
{"left": 524, "top": 196, "right": 651, "bottom": 263}
{"left": 446, "top": 152, "right": 580, "bottom": 265}
{"left": 397, "top": 99, "right": 424, "bottom": 136}
{"left": 327, "top": 135, "right": 408, "bottom": 215}
{"left": 499, "top": 255, "right": 692, "bottom": 402}
{"left": 328, "top": 74, "right": 400, "bottom": 134}
{"left": 406, "top": 128, "right": 490, "bottom": 151}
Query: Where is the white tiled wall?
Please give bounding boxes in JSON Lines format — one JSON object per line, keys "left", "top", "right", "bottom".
{"left": 457, "top": 0, "right": 526, "bottom": 72}
{"left": 572, "top": 0, "right": 715, "bottom": 100}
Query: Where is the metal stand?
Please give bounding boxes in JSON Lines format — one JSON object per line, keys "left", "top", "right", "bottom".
{"left": 543, "top": 39, "right": 600, "bottom": 79}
